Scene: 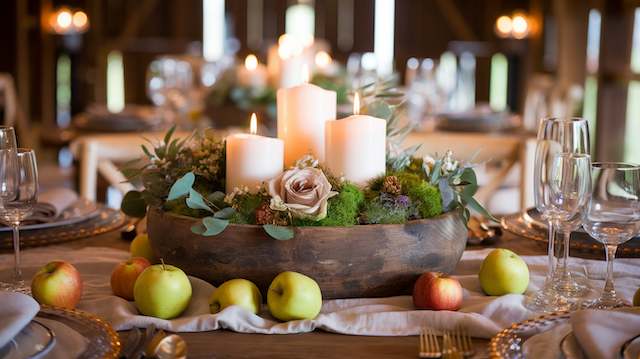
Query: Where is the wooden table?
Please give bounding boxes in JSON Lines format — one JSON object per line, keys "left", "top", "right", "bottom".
{"left": 35, "top": 227, "right": 546, "bottom": 358}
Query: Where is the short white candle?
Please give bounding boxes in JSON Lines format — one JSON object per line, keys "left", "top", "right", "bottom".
{"left": 277, "top": 69, "right": 337, "bottom": 166}
{"left": 325, "top": 93, "right": 386, "bottom": 185}
{"left": 236, "top": 54, "right": 268, "bottom": 89}
{"left": 226, "top": 113, "right": 284, "bottom": 193}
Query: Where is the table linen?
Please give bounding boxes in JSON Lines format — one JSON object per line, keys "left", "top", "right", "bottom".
{"left": 1, "top": 246, "right": 638, "bottom": 340}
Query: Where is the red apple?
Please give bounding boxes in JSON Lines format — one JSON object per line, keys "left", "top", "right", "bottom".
{"left": 31, "top": 261, "right": 83, "bottom": 309}
{"left": 111, "top": 257, "right": 151, "bottom": 300}
{"left": 412, "top": 272, "right": 463, "bottom": 311}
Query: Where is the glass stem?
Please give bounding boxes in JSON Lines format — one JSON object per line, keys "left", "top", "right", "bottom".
{"left": 12, "top": 222, "right": 21, "bottom": 282}
{"left": 602, "top": 244, "right": 618, "bottom": 301}
{"left": 546, "top": 221, "right": 556, "bottom": 281}
{"left": 560, "top": 231, "right": 570, "bottom": 279}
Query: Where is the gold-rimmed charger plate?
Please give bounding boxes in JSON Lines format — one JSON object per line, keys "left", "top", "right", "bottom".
{"left": 489, "top": 311, "right": 571, "bottom": 358}
{"left": 501, "top": 208, "right": 640, "bottom": 259}
{"left": 0, "top": 207, "right": 127, "bottom": 251}
{"left": 37, "top": 305, "right": 120, "bottom": 359}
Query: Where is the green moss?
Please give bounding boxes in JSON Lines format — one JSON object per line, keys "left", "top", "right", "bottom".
{"left": 360, "top": 200, "right": 407, "bottom": 224}
{"left": 229, "top": 193, "right": 266, "bottom": 224}
{"left": 294, "top": 183, "right": 364, "bottom": 227}
{"left": 402, "top": 176, "right": 442, "bottom": 218}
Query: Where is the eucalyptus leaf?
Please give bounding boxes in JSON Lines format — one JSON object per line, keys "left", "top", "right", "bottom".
{"left": 463, "top": 195, "right": 498, "bottom": 222}
{"left": 263, "top": 225, "right": 294, "bottom": 240}
{"left": 214, "top": 207, "right": 235, "bottom": 219}
{"left": 186, "top": 189, "right": 214, "bottom": 213}
{"left": 439, "top": 178, "right": 457, "bottom": 212}
{"left": 363, "top": 100, "right": 393, "bottom": 120}
{"left": 207, "top": 191, "right": 226, "bottom": 205}
{"left": 191, "top": 216, "right": 229, "bottom": 236}
{"left": 121, "top": 190, "right": 148, "bottom": 218}
{"left": 167, "top": 172, "right": 195, "bottom": 200}
{"left": 430, "top": 160, "right": 443, "bottom": 185}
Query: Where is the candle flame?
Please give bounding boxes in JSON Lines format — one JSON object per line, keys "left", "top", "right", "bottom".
{"left": 353, "top": 92, "right": 361, "bottom": 115}
{"left": 250, "top": 113, "right": 258, "bottom": 135}
{"left": 315, "top": 51, "right": 332, "bottom": 68}
{"left": 301, "top": 64, "right": 310, "bottom": 83}
{"left": 245, "top": 54, "right": 258, "bottom": 70}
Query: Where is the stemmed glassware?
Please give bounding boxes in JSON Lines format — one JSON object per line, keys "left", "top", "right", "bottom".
{"left": 526, "top": 117, "right": 591, "bottom": 312}
{"left": 583, "top": 162, "right": 640, "bottom": 309}
{"left": 0, "top": 148, "right": 38, "bottom": 293}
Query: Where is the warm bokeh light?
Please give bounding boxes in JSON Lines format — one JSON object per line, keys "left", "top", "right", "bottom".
{"left": 315, "top": 51, "right": 332, "bottom": 68}
{"left": 353, "top": 92, "right": 361, "bottom": 115}
{"left": 278, "top": 34, "right": 303, "bottom": 59}
{"left": 56, "top": 9, "right": 73, "bottom": 30}
{"left": 250, "top": 113, "right": 257, "bottom": 135}
{"left": 245, "top": 54, "right": 258, "bottom": 70}
{"left": 301, "top": 64, "right": 310, "bottom": 83}
{"left": 72, "top": 11, "right": 88, "bottom": 30}
{"left": 512, "top": 14, "right": 529, "bottom": 39}
{"left": 495, "top": 15, "right": 512, "bottom": 37}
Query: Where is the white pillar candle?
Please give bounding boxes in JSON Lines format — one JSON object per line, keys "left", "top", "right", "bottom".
{"left": 226, "top": 113, "right": 284, "bottom": 193}
{"left": 325, "top": 93, "right": 386, "bottom": 185}
{"left": 277, "top": 74, "right": 336, "bottom": 166}
{"left": 236, "top": 54, "right": 268, "bottom": 89}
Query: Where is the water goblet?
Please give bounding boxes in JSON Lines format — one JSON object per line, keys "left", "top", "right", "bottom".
{"left": 525, "top": 117, "right": 591, "bottom": 312}
{"left": 583, "top": 162, "right": 640, "bottom": 309}
{"left": 0, "top": 149, "right": 38, "bottom": 293}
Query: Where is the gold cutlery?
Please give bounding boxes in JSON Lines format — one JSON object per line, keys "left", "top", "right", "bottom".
{"left": 419, "top": 327, "right": 441, "bottom": 358}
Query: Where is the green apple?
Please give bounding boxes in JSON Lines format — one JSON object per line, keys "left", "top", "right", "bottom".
{"left": 633, "top": 288, "right": 640, "bottom": 306}
{"left": 209, "top": 279, "right": 262, "bottom": 314}
{"left": 134, "top": 263, "right": 192, "bottom": 319}
{"left": 31, "top": 261, "right": 83, "bottom": 309}
{"left": 267, "top": 271, "right": 322, "bottom": 321}
{"left": 479, "top": 248, "right": 530, "bottom": 296}
{"left": 130, "top": 234, "right": 156, "bottom": 263}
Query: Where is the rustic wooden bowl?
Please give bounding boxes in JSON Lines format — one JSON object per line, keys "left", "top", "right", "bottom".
{"left": 147, "top": 207, "right": 468, "bottom": 299}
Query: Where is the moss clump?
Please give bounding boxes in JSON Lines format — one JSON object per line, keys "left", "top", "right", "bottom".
{"left": 294, "top": 183, "right": 364, "bottom": 227}
{"left": 360, "top": 195, "right": 409, "bottom": 224}
{"left": 397, "top": 172, "right": 442, "bottom": 218}
{"left": 229, "top": 193, "right": 266, "bottom": 224}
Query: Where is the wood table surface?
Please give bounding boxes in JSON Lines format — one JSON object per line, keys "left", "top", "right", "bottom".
{"left": 9, "top": 226, "right": 550, "bottom": 358}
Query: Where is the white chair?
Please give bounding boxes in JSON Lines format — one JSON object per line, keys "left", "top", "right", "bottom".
{"left": 69, "top": 131, "right": 190, "bottom": 202}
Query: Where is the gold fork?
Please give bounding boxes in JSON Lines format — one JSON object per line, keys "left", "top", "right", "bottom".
{"left": 452, "top": 327, "right": 475, "bottom": 357}
{"left": 419, "top": 327, "right": 441, "bottom": 358}
{"left": 442, "top": 332, "right": 463, "bottom": 359}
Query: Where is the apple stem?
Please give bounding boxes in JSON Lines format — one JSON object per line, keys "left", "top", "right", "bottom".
{"left": 160, "top": 258, "right": 166, "bottom": 270}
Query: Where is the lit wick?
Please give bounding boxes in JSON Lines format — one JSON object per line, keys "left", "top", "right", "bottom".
{"left": 353, "top": 92, "right": 361, "bottom": 115}
{"left": 245, "top": 54, "right": 258, "bottom": 71}
{"left": 250, "top": 113, "right": 258, "bottom": 135}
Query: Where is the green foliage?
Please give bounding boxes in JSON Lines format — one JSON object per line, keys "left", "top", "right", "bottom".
{"left": 360, "top": 197, "right": 408, "bottom": 224}
{"left": 263, "top": 225, "right": 294, "bottom": 240}
{"left": 229, "top": 193, "right": 267, "bottom": 225}
{"left": 293, "top": 183, "right": 364, "bottom": 227}
{"left": 311, "top": 73, "right": 349, "bottom": 104}
{"left": 397, "top": 172, "right": 443, "bottom": 218}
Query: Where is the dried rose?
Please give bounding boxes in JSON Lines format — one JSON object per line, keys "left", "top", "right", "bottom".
{"left": 267, "top": 167, "right": 337, "bottom": 221}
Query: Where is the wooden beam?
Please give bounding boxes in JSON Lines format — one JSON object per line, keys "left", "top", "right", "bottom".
{"left": 434, "top": 0, "right": 476, "bottom": 42}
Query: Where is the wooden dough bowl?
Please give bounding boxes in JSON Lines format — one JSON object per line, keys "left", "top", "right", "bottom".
{"left": 147, "top": 207, "right": 468, "bottom": 299}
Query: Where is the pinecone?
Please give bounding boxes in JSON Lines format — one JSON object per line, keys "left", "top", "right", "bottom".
{"left": 255, "top": 202, "right": 275, "bottom": 225}
{"left": 382, "top": 175, "right": 402, "bottom": 195}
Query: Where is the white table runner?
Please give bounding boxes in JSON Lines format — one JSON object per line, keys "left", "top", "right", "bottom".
{"left": 1, "top": 246, "right": 638, "bottom": 339}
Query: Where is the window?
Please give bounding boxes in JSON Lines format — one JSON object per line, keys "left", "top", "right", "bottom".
{"left": 489, "top": 53, "right": 508, "bottom": 112}
{"left": 625, "top": 8, "right": 640, "bottom": 163}
{"left": 106, "top": 51, "right": 125, "bottom": 113}
{"left": 374, "top": 0, "right": 395, "bottom": 77}
{"left": 584, "top": 9, "right": 601, "bottom": 154}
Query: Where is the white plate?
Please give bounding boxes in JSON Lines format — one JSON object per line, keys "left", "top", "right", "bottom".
{"left": 0, "top": 199, "right": 99, "bottom": 232}
{"left": 0, "top": 320, "right": 56, "bottom": 359}
{"left": 622, "top": 334, "right": 640, "bottom": 359}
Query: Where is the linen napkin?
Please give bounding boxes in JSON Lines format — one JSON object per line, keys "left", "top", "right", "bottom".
{"left": 571, "top": 307, "right": 640, "bottom": 359}
{"left": 21, "top": 188, "right": 78, "bottom": 224}
{"left": 0, "top": 291, "right": 40, "bottom": 348}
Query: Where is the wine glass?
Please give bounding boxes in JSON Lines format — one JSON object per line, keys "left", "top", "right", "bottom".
{"left": 526, "top": 117, "right": 590, "bottom": 312}
{"left": 0, "top": 149, "right": 38, "bottom": 293}
{"left": 583, "top": 162, "right": 640, "bottom": 309}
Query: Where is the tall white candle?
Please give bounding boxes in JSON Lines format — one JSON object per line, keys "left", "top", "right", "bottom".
{"left": 325, "top": 93, "right": 386, "bottom": 185}
{"left": 236, "top": 54, "right": 268, "bottom": 89}
{"left": 226, "top": 113, "right": 284, "bottom": 193}
{"left": 277, "top": 71, "right": 337, "bottom": 166}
